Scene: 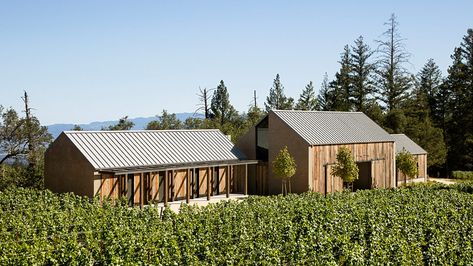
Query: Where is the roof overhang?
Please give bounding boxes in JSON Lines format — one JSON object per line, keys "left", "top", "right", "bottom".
{"left": 96, "top": 159, "right": 259, "bottom": 175}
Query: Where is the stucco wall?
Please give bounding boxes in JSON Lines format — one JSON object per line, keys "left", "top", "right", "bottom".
{"left": 44, "top": 133, "right": 95, "bottom": 197}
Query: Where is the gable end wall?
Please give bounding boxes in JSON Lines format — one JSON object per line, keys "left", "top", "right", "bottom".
{"left": 44, "top": 133, "right": 95, "bottom": 197}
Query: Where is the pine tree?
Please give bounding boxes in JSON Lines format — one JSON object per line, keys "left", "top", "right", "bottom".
{"left": 402, "top": 59, "right": 447, "bottom": 172}
{"left": 375, "top": 14, "right": 412, "bottom": 111}
{"left": 350, "top": 36, "right": 375, "bottom": 112}
{"left": 318, "top": 73, "right": 331, "bottom": 111}
{"left": 326, "top": 45, "right": 353, "bottom": 111}
{"left": 416, "top": 59, "right": 444, "bottom": 122}
{"left": 265, "top": 74, "right": 294, "bottom": 111}
{"left": 295, "top": 81, "right": 319, "bottom": 111}
{"left": 210, "top": 80, "right": 237, "bottom": 127}
{"left": 445, "top": 29, "right": 473, "bottom": 171}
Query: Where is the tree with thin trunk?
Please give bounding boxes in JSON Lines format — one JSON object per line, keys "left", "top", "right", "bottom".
{"left": 396, "top": 149, "right": 418, "bottom": 184}
{"left": 272, "top": 146, "right": 296, "bottom": 196}
{"left": 331, "top": 147, "right": 359, "bottom": 191}
{"left": 196, "top": 87, "right": 213, "bottom": 119}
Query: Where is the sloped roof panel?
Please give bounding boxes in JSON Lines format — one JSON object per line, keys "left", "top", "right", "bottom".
{"left": 391, "top": 134, "right": 427, "bottom": 155}
{"left": 63, "top": 130, "right": 246, "bottom": 170}
{"left": 271, "top": 110, "right": 394, "bottom": 145}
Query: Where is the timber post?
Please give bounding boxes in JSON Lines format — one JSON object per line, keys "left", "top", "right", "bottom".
{"left": 207, "top": 167, "right": 211, "bottom": 200}
{"left": 186, "top": 168, "right": 190, "bottom": 203}
{"left": 226, "top": 165, "right": 230, "bottom": 198}
{"left": 164, "top": 170, "right": 168, "bottom": 205}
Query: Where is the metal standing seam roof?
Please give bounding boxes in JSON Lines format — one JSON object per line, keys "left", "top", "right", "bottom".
{"left": 63, "top": 130, "right": 247, "bottom": 171}
{"left": 271, "top": 110, "right": 394, "bottom": 145}
{"left": 390, "top": 134, "right": 427, "bottom": 155}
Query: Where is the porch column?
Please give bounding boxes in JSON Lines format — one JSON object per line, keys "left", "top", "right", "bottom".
{"left": 244, "top": 164, "right": 248, "bottom": 195}
{"left": 207, "top": 166, "right": 211, "bottom": 200}
{"left": 186, "top": 168, "right": 190, "bottom": 203}
{"left": 171, "top": 170, "right": 175, "bottom": 201}
{"left": 164, "top": 170, "right": 168, "bottom": 205}
{"left": 226, "top": 165, "right": 230, "bottom": 198}
{"left": 140, "top": 172, "right": 144, "bottom": 209}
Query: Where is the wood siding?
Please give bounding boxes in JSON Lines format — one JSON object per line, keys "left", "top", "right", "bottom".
{"left": 310, "top": 142, "right": 395, "bottom": 194}
{"left": 397, "top": 154, "right": 428, "bottom": 184}
{"left": 45, "top": 133, "right": 95, "bottom": 197}
{"left": 94, "top": 165, "right": 247, "bottom": 205}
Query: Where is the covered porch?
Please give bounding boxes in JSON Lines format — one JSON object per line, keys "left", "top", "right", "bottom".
{"left": 94, "top": 160, "right": 258, "bottom": 207}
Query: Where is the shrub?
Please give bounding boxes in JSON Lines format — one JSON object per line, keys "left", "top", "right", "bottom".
{"left": 451, "top": 171, "right": 473, "bottom": 180}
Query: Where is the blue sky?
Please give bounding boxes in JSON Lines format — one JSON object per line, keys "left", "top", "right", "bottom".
{"left": 0, "top": 1, "right": 472, "bottom": 125}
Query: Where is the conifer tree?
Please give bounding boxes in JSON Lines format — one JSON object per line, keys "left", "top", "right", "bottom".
{"left": 317, "top": 73, "right": 331, "bottom": 111}
{"left": 296, "top": 81, "right": 319, "bottom": 111}
{"left": 402, "top": 59, "right": 447, "bottom": 172}
{"left": 445, "top": 29, "right": 473, "bottom": 170}
{"left": 265, "top": 74, "right": 294, "bottom": 111}
{"left": 328, "top": 45, "right": 353, "bottom": 111}
{"left": 350, "top": 36, "right": 375, "bottom": 112}
{"left": 415, "top": 59, "right": 444, "bottom": 120}
{"left": 210, "top": 80, "right": 237, "bottom": 127}
{"left": 375, "top": 14, "right": 412, "bottom": 111}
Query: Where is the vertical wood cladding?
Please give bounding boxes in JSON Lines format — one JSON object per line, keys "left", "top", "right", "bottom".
{"left": 310, "top": 142, "right": 395, "bottom": 193}
{"left": 95, "top": 165, "right": 247, "bottom": 205}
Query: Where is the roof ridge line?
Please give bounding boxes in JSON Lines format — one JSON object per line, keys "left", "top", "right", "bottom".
{"left": 64, "top": 129, "right": 220, "bottom": 133}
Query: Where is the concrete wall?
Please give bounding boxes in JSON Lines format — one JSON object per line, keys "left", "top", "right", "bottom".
{"left": 44, "top": 133, "right": 95, "bottom": 197}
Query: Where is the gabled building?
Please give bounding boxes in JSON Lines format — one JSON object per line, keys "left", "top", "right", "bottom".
{"left": 391, "top": 134, "right": 428, "bottom": 184}
{"left": 45, "top": 130, "right": 257, "bottom": 206}
{"left": 236, "top": 110, "right": 396, "bottom": 195}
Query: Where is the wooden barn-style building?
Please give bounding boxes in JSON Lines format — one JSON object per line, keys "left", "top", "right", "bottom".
{"left": 236, "top": 110, "right": 396, "bottom": 195}
{"left": 45, "top": 130, "right": 257, "bottom": 206}
{"left": 391, "top": 134, "right": 428, "bottom": 184}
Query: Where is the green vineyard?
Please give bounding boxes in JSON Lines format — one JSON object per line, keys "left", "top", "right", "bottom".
{"left": 1, "top": 183, "right": 473, "bottom": 265}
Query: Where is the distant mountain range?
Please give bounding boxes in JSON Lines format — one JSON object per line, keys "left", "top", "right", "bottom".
{"left": 47, "top": 113, "right": 203, "bottom": 139}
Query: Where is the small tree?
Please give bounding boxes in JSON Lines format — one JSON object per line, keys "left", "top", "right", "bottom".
{"left": 272, "top": 146, "right": 296, "bottom": 195}
{"left": 396, "top": 149, "right": 418, "bottom": 184}
{"left": 331, "top": 147, "right": 359, "bottom": 191}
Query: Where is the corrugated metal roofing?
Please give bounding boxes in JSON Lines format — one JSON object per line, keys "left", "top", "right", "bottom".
{"left": 391, "top": 134, "right": 427, "bottom": 155}
{"left": 64, "top": 130, "right": 246, "bottom": 170}
{"left": 271, "top": 110, "right": 394, "bottom": 145}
